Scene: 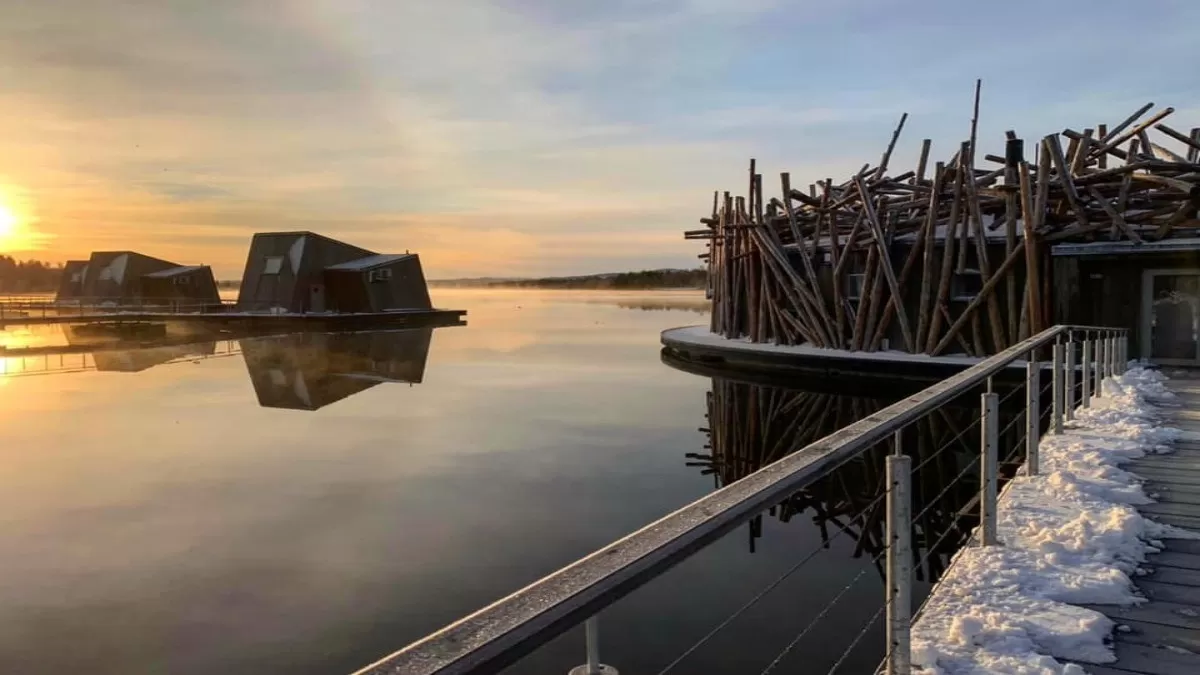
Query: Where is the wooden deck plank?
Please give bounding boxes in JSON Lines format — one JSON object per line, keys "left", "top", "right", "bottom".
{"left": 1073, "top": 665, "right": 1140, "bottom": 675}
{"left": 1128, "top": 457, "right": 1200, "bottom": 472}
{"left": 1125, "top": 469, "right": 1200, "bottom": 488}
{"left": 1143, "top": 483, "right": 1200, "bottom": 503}
{"left": 1103, "top": 642, "right": 1200, "bottom": 675}
{"left": 1147, "top": 551, "right": 1200, "bottom": 572}
{"left": 1084, "top": 599, "right": 1200, "bottom": 630}
{"left": 1136, "top": 579, "right": 1200, "bottom": 605}
{"left": 1154, "top": 539, "right": 1200, "bottom": 555}
{"left": 1142, "top": 566, "right": 1200, "bottom": 587}
{"left": 1112, "top": 617, "right": 1200, "bottom": 651}
{"left": 1138, "top": 502, "right": 1200, "bottom": 518}
{"left": 1146, "top": 513, "right": 1200, "bottom": 530}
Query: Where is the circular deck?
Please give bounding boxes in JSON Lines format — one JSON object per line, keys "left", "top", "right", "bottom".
{"left": 661, "top": 325, "right": 1022, "bottom": 383}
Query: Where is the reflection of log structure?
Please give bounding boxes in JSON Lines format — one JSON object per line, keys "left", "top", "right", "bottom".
{"left": 687, "top": 96, "right": 1200, "bottom": 356}
{"left": 688, "top": 377, "right": 1027, "bottom": 582}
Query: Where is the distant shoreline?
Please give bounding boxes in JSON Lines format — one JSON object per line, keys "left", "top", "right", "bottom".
{"left": 430, "top": 268, "right": 707, "bottom": 291}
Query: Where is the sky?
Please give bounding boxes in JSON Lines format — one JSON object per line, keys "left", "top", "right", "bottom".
{"left": 0, "top": 0, "right": 1197, "bottom": 279}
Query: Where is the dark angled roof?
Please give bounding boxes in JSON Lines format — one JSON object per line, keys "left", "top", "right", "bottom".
{"left": 325, "top": 254, "right": 414, "bottom": 271}
{"left": 143, "top": 265, "right": 206, "bottom": 278}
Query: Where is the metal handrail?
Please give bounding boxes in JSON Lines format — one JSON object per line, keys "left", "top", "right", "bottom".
{"left": 352, "top": 324, "right": 1129, "bottom": 675}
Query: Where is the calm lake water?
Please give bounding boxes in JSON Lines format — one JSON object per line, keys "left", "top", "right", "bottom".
{"left": 0, "top": 289, "right": 977, "bottom": 674}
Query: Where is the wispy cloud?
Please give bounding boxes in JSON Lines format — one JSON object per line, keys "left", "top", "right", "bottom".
{"left": 0, "top": 0, "right": 1196, "bottom": 276}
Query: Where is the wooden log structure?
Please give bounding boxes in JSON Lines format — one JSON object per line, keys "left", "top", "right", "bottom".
{"left": 688, "top": 97, "right": 1200, "bottom": 356}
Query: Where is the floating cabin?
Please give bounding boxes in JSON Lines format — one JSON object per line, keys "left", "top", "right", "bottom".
{"left": 55, "top": 251, "right": 220, "bottom": 307}
{"left": 138, "top": 265, "right": 221, "bottom": 309}
{"left": 55, "top": 260, "right": 89, "bottom": 301}
{"left": 240, "top": 329, "right": 432, "bottom": 410}
{"left": 687, "top": 98, "right": 1200, "bottom": 365}
{"left": 235, "top": 231, "right": 432, "bottom": 314}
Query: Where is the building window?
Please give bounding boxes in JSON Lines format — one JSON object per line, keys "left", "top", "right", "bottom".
{"left": 70, "top": 272, "right": 82, "bottom": 283}
{"left": 173, "top": 276, "right": 191, "bottom": 286}
{"left": 844, "top": 273, "right": 867, "bottom": 300}
{"left": 951, "top": 269, "right": 983, "bottom": 301}
{"left": 368, "top": 268, "right": 393, "bottom": 283}
{"left": 263, "top": 256, "right": 284, "bottom": 275}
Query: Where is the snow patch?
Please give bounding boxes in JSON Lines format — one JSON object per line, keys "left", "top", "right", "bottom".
{"left": 911, "top": 366, "right": 1198, "bottom": 675}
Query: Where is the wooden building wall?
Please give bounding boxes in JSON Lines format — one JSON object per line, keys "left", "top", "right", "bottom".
{"left": 1053, "top": 251, "right": 1200, "bottom": 360}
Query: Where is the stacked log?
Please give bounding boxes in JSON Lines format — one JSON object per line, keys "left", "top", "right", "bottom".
{"left": 687, "top": 93, "right": 1200, "bottom": 356}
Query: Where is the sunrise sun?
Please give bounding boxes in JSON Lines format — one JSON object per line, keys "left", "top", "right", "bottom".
{"left": 0, "top": 198, "right": 33, "bottom": 252}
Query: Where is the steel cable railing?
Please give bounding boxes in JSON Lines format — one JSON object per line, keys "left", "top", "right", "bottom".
{"left": 351, "top": 325, "right": 1130, "bottom": 675}
{"left": 653, "top": 489, "right": 889, "bottom": 675}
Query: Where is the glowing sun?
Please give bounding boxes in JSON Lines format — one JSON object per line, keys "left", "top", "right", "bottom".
{"left": 0, "top": 201, "right": 26, "bottom": 251}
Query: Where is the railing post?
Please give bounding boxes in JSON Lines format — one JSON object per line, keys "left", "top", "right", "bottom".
{"left": 569, "top": 616, "right": 616, "bottom": 675}
{"left": 1110, "top": 334, "right": 1120, "bottom": 376}
{"left": 886, "top": 449, "right": 912, "bottom": 675}
{"left": 1081, "top": 337, "right": 1092, "bottom": 408}
{"left": 1094, "top": 334, "right": 1105, "bottom": 398}
{"left": 1065, "top": 334, "right": 1076, "bottom": 421}
{"left": 1052, "top": 341, "right": 1064, "bottom": 435}
{"left": 1120, "top": 333, "right": 1128, "bottom": 372}
{"left": 1026, "top": 355, "right": 1040, "bottom": 475}
{"left": 980, "top": 392, "right": 999, "bottom": 546}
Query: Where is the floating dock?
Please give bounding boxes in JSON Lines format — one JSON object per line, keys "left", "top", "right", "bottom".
{"left": 0, "top": 302, "right": 466, "bottom": 331}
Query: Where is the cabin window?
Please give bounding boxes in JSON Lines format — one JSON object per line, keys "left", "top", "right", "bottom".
{"left": 368, "top": 268, "right": 393, "bottom": 283}
{"left": 951, "top": 269, "right": 983, "bottom": 301}
{"left": 263, "top": 256, "right": 284, "bottom": 275}
{"left": 845, "top": 273, "right": 867, "bottom": 300}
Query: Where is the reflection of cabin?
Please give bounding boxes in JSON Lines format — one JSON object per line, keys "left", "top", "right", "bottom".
{"left": 240, "top": 329, "right": 432, "bottom": 410}
{"left": 235, "top": 231, "right": 432, "bottom": 314}
{"left": 137, "top": 265, "right": 221, "bottom": 309}
{"left": 91, "top": 343, "right": 217, "bottom": 372}
{"left": 55, "top": 251, "right": 219, "bottom": 307}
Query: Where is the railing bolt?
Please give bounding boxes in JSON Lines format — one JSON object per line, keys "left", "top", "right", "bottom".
{"left": 886, "top": 449, "right": 912, "bottom": 675}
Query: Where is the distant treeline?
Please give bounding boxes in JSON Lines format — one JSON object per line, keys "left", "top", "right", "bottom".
{"left": 0, "top": 256, "right": 64, "bottom": 293}
{"left": 435, "top": 268, "right": 708, "bottom": 290}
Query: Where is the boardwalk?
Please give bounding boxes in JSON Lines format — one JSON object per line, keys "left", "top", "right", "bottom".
{"left": 1082, "top": 375, "right": 1200, "bottom": 675}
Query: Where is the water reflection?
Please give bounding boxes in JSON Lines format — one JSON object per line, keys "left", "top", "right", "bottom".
{"left": 2, "top": 324, "right": 447, "bottom": 411}
{"left": 685, "top": 373, "right": 1029, "bottom": 584}
{"left": 242, "top": 331, "right": 432, "bottom": 411}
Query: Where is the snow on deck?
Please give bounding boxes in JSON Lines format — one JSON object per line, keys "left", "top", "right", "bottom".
{"left": 662, "top": 325, "right": 1025, "bottom": 367}
{"left": 910, "top": 367, "right": 1200, "bottom": 674}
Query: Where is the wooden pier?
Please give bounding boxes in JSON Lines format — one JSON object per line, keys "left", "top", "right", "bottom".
{"left": 1080, "top": 375, "right": 1200, "bottom": 675}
